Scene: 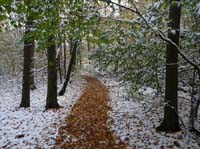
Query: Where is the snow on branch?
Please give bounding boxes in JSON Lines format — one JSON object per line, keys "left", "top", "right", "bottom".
{"left": 100, "top": 0, "right": 200, "bottom": 79}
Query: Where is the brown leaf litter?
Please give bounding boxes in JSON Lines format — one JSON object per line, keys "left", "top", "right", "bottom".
{"left": 55, "top": 75, "right": 126, "bottom": 149}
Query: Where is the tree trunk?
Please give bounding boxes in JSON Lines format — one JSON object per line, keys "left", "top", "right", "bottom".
{"left": 20, "top": 0, "right": 33, "bottom": 108}
{"left": 69, "top": 39, "right": 76, "bottom": 68}
{"left": 30, "top": 40, "right": 36, "bottom": 90}
{"left": 157, "top": 0, "right": 181, "bottom": 132}
{"left": 58, "top": 40, "right": 78, "bottom": 96}
{"left": 118, "top": 0, "right": 122, "bottom": 15}
{"left": 63, "top": 41, "right": 67, "bottom": 77}
{"left": 46, "top": 37, "right": 60, "bottom": 109}
{"left": 57, "top": 51, "right": 63, "bottom": 84}
{"left": 20, "top": 29, "right": 33, "bottom": 108}
{"left": 189, "top": 82, "right": 200, "bottom": 133}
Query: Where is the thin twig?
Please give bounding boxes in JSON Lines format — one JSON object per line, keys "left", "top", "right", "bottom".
{"left": 100, "top": 0, "right": 200, "bottom": 79}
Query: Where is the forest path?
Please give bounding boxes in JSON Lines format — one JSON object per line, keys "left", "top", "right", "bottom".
{"left": 55, "top": 75, "right": 126, "bottom": 148}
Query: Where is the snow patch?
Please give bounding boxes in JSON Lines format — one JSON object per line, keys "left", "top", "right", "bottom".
{"left": 105, "top": 77, "right": 200, "bottom": 148}
{"left": 196, "top": 3, "right": 200, "bottom": 16}
{"left": 0, "top": 75, "right": 83, "bottom": 148}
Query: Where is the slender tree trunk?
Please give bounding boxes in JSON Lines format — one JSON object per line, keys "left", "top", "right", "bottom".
{"left": 157, "top": 0, "right": 181, "bottom": 132}
{"left": 69, "top": 39, "right": 76, "bottom": 68}
{"left": 57, "top": 51, "right": 63, "bottom": 84}
{"left": 87, "top": 40, "right": 90, "bottom": 52}
{"left": 20, "top": 28, "right": 33, "bottom": 108}
{"left": 58, "top": 40, "right": 78, "bottom": 96}
{"left": 118, "top": 0, "right": 122, "bottom": 15}
{"left": 46, "top": 37, "right": 60, "bottom": 109}
{"left": 30, "top": 40, "right": 36, "bottom": 90}
{"left": 63, "top": 41, "right": 67, "bottom": 77}
{"left": 77, "top": 40, "right": 82, "bottom": 67}
{"left": 189, "top": 79, "right": 200, "bottom": 133}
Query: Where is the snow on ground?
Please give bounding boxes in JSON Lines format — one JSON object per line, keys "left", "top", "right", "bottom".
{"left": 0, "top": 74, "right": 83, "bottom": 148}
{"left": 102, "top": 77, "right": 200, "bottom": 148}
{"left": 1, "top": 65, "right": 200, "bottom": 149}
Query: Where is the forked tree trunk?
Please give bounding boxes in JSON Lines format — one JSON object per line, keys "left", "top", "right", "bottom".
{"left": 58, "top": 40, "right": 78, "bottom": 96}
{"left": 157, "top": 0, "right": 181, "bottom": 132}
{"left": 46, "top": 37, "right": 60, "bottom": 109}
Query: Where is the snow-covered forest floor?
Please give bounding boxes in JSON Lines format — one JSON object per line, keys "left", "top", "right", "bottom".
{"left": 102, "top": 76, "right": 200, "bottom": 148}
{"left": 0, "top": 74, "right": 83, "bottom": 148}
{"left": 0, "top": 67, "right": 200, "bottom": 148}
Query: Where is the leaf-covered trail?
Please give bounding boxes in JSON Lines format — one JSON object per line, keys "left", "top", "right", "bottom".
{"left": 55, "top": 75, "right": 126, "bottom": 148}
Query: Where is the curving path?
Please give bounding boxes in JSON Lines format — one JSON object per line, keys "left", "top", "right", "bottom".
{"left": 55, "top": 75, "right": 126, "bottom": 148}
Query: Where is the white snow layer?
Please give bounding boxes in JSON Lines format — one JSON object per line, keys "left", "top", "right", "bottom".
{"left": 104, "top": 77, "right": 200, "bottom": 149}
{"left": 1, "top": 71, "right": 200, "bottom": 149}
{"left": 0, "top": 75, "right": 83, "bottom": 149}
{"left": 196, "top": 3, "right": 200, "bottom": 16}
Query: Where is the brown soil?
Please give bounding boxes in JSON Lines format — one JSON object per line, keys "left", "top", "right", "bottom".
{"left": 55, "top": 75, "right": 126, "bottom": 149}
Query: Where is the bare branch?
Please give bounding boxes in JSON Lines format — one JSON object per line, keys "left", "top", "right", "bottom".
{"left": 100, "top": 0, "right": 200, "bottom": 79}
{"left": 100, "top": 16, "right": 140, "bottom": 24}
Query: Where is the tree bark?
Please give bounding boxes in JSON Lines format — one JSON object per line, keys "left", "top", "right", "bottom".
{"left": 20, "top": 28, "right": 33, "bottom": 108}
{"left": 57, "top": 50, "right": 63, "bottom": 84}
{"left": 63, "top": 41, "right": 67, "bottom": 77}
{"left": 30, "top": 40, "right": 36, "bottom": 90}
{"left": 46, "top": 37, "right": 60, "bottom": 109}
{"left": 69, "top": 39, "right": 76, "bottom": 68}
{"left": 58, "top": 40, "right": 78, "bottom": 96}
{"left": 20, "top": 0, "right": 33, "bottom": 108}
{"left": 157, "top": 0, "right": 181, "bottom": 132}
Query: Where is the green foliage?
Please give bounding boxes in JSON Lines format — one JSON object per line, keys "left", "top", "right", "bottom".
{"left": 1, "top": 0, "right": 199, "bottom": 97}
{"left": 90, "top": 0, "right": 200, "bottom": 97}
{"left": 1, "top": 0, "right": 100, "bottom": 50}
{"left": 90, "top": 1, "right": 167, "bottom": 96}
{"left": 0, "top": 0, "right": 12, "bottom": 30}
{"left": 91, "top": 19, "right": 165, "bottom": 95}
{"left": 178, "top": 0, "right": 200, "bottom": 81}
